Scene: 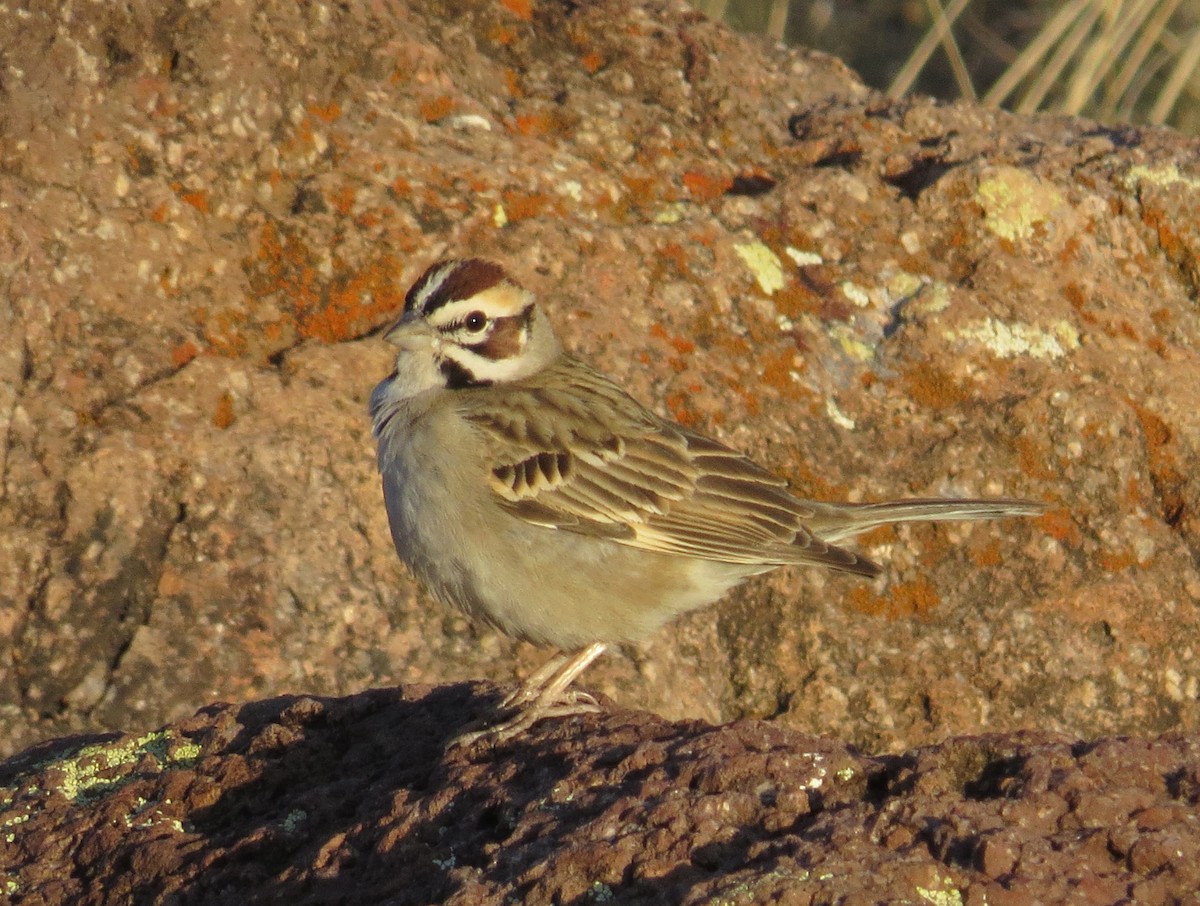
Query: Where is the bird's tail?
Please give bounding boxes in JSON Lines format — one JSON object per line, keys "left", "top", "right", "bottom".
{"left": 809, "top": 498, "right": 1045, "bottom": 543}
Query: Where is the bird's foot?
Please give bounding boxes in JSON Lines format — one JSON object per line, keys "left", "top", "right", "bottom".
{"left": 449, "top": 642, "right": 608, "bottom": 747}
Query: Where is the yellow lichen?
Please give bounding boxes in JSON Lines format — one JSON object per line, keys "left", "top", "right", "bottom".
{"left": 948, "top": 317, "right": 1079, "bottom": 360}
{"left": 734, "top": 240, "right": 785, "bottom": 295}
{"left": 916, "top": 875, "right": 965, "bottom": 906}
{"left": 0, "top": 729, "right": 202, "bottom": 807}
{"left": 1123, "top": 163, "right": 1200, "bottom": 193}
{"left": 976, "top": 166, "right": 1066, "bottom": 242}
{"left": 830, "top": 325, "right": 875, "bottom": 361}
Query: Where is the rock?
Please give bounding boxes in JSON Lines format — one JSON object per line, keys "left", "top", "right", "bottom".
{"left": 1, "top": 0, "right": 1198, "bottom": 763}
{"left": 3, "top": 687, "right": 1200, "bottom": 904}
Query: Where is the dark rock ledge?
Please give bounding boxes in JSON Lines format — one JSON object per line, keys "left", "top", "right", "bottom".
{"left": 2, "top": 686, "right": 1198, "bottom": 905}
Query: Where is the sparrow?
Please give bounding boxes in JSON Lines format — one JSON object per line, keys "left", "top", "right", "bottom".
{"left": 370, "top": 258, "right": 1043, "bottom": 743}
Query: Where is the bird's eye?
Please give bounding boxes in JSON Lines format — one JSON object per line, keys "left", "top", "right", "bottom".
{"left": 464, "top": 311, "right": 488, "bottom": 333}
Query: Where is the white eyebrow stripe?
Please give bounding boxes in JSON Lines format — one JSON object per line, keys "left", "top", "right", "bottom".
{"left": 413, "top": 261, "right": 459, "bottom": 313}
{"left": 427, "top": 286, "right": 534, "bottom": 327}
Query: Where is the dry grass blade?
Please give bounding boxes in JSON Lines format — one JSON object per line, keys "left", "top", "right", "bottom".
{"left": 1149, "top": 22, "right": 1200, "bottom": 122}
{"left": 1062, "top": 0, "right": 1160, "bottom": 113}
{"left": 695, "top": 0, "right": 1197, "bottom": 133}
{"left": 766, "top": 0, "right": 790, "bottom": 41}
{"left": 928, "top": 0, "right": 977, "bottom": 100}
{"left": 1015, "top": 0, "right": 1108, "bottom": 113}
{"left": 888, "top": 0, "right": 975, "bottom": 99}
{"left": 982, "top": 0, "right": 1093, "bottom": 108}
{"left": 1102, "top": 0, "right": 1186, "bottom": 118}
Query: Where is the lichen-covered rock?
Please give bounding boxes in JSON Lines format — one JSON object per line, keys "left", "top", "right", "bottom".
{"left": 1, "top": 0, "right": 1198, "bottom": 763}
{"left": 3, "top": 687, "right": 1200, "bottom": 904}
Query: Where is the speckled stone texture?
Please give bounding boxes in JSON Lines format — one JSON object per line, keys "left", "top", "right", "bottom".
{"left": 3, "top": 688, "right": 1200, "bottom": 905}
{"left": 1, "top": 0, "right": 1198, "bottom": 788}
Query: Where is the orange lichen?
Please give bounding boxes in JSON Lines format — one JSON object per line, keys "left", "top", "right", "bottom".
{"left": 755, "top": 348, "right": 800, "bottom": 394}
{"left": 1141, "top": 206, "right": 1189, "bottom": 264}
{"left": 1062, "top": 282, "right": 1087, "bottom": 310}
{"left": 854, "top": 524, "right": 896, "bottom": 548}
{"left": 285, "top": 114, "right": 323, "bottom": 155}
{"left": 847, "top": 576, "right": 940, "bottom": 620}
{"left": 681, "top": 169, "right": 732, "bottom": 202}
{"left": 330, "top": 185, "right": 357, "bottom": 216}
{"left": 1129, "top": 400, "right": 1186, "bottom": 524}
{"left": 249, "top": 220, "right": 320, "bottom": 312}
{"left": 649, "top": 323, "right": 695, "bottom": 355}
{"left": 580, "top": 50, "right": 605, "bottom": 73}
{"left": 1133, "top": 402, "right": 1170, "bottom": 452}
{"left": 212, "top": 392, "right": 236, "bottom": 429}
{"left": 355, "top": 208, "right": 382, "bottom": 229}
{"left": 620, "top": 174, "right": 660, "bottom": 208}
{"left": 490, "top": 25, "right": 519, "bottom": 45}
{"left": 501, "top": 189, "right": 550, "bottom": 221}
{"left": 771, "top": 283, "right": 818, "bottom": 320}
{"left": 501, "top": 0, "right": 533, "bottom": 22}
{"left": 307, "top": 102, "right": 341, "bottom": 123}
{"left": 664, "top": 390, "right": 700, "bottom": 427}
{"left": 299, "top": 256, "right": 405, "bottom": 344}
{"left": 901, "top": 363, "right": 973, "bottom": 410}
{"left": 170, "top": 340, "right": 200, "bottom": 368}
{"left": 653, "top": 242, "right": 691, "bottom": 279}
{"left": 1037, "top": 509, "right": 1081, "bottom": 546}
{"left": 208, "top": 220, "right": 404, "bottom": 357}
{"left": 968, "top": 540, "right": 1003, "bottom": 567}
{"left": 513, "top": 111, "right": 555, "bottom": 136}
{"left": 419, "top": 95, "right": 456, "bottom": 123}
{"left": 728, "top": 383, "right": 762, "bottom": 418}
{"left": 1098, "top": 549, "right": 1137, "bottom": 572}
{"left": 503, "top": 68, "right": 524, "bottom": 97}
{"left": 672, "top": 338, "right": 696, "bottom": 354}
{"left": 1015, "top": 435, "right": 1057, "bottom": 481}
{"left": 180, "top": 189, "right": 209, "bottom": 213}
{"left": 1106, "top": 319, "right": 1139, "bottom": 341}
{"left": 1057, "top": 233, "right": 1081, "bottom": 263}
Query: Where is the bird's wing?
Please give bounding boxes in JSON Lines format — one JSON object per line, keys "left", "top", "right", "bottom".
{"left": 457, "top": 358, "right": 876, "bottom": 575}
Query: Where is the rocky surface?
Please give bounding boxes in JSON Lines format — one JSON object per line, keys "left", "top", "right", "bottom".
{"left": 4, "top": 686, "right": 1200, "bottom": 905}
{"left": 1, "top": 0, "right": 1198, "bottom": 781}
{"left": 4, "top": 0, "right": 1200, "bottom": 900}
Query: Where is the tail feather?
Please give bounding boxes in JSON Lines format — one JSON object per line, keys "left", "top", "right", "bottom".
{"left": 809, "top": 498, "right": 1045, "bottom": 544}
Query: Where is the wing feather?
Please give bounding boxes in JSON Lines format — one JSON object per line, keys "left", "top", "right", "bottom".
{"left": 459, "top": 356, "right": 868, "bottom": 572}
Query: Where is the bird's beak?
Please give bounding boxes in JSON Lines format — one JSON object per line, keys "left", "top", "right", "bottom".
{"left": 383, "top": 311, "right": 436, "bottom": 351}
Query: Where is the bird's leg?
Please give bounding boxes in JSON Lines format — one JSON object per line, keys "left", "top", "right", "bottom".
{"left": 450, "top": 642, "right": 608, "bottom": 746}
{"left": 501, "top": 642, "right": 607, "bottom": 710}
{"left": 497, "top": 650, "right": 571, "bottom": 710}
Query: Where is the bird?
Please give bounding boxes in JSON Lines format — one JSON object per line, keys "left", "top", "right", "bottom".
{"left": 369, "top": 257, "right": 1044, "bottom": 745}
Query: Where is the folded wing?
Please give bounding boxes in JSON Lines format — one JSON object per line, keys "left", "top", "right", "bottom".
{"left": 460, "top": 357, "right": 879, "bottom": 576}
